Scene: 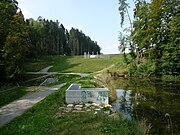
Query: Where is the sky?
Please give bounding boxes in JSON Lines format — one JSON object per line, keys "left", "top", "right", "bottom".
{"left": 17, "top": 0, "right": 134, "bottom": 54}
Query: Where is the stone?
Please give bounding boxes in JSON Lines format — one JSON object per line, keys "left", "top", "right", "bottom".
{"left": 64, "top": 108, "right": 72, "bottom": 113}
{"left": 95, "top": 108, "right": 101, "bottom": 111}
{"left": 72, "top": 110, "right": 85, "bottom": 113}
{"left": 74, "top": 108, "right": 82, "bottom": 111}
{"left": 91, "top": 106, "right": 95, "bottom": 109}
{"left": 67, "top": 104, "right": 74, "bottom": 108}
{"left": 104, "top": 111, "right": 110, "bottom": 115}
{"left": 59, "top": 107, "right": 65, "bottom": 110}
{"left": 99, "top": 106, "right": 104, "bottom": 109}
{"left": 86, "top": 109, "right": 91, "bottom": 112}
{"left": 101, "top": 103, "right": 112, "bottom": 108}
{"left": 74, "top": 105, "right": 83, "bottom": 108}
{"left": 92, "top": 103, "right": 100, "bottom": 107}
{"left": 85, "top": 103, "right": 91, "bottom": 108}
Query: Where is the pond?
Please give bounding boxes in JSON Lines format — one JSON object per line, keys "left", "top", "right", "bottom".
{"left": 111, "top": 78, "right": 180, "bottom": 135}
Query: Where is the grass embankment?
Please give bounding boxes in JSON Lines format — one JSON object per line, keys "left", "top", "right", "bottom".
{"left": 24, "top": 55, "right": 60, "bottom": 72}
{"left": 0, "top": 74, "right": 80, "bottom": 107}
{"left": 0, "top": 78, "right": 145, "bottom": 135}
{"left": 24, "top": 54, "right": 124, "bottom": 73}
{"left": 0, "top": 87, "right": 26, "bottom": 107}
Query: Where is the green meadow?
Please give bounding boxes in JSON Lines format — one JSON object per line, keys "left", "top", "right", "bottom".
{"left": 25, "top": 54, "right": 124, "bottom": 73}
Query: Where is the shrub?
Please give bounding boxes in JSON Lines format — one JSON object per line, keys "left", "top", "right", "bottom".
{"left": 128, "top": 62, "right": 137, "bottom": 76}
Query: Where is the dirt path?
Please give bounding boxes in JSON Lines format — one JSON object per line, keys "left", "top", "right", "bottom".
{"left": 0, "top": 83, "right": 66, "bottom": 128}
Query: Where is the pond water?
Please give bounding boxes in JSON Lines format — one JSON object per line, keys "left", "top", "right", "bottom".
{"left": 111, "top": 78, "right": 180, "bottom": 135}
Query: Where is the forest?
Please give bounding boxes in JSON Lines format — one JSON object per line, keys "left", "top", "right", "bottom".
{"left": 0, "top": 0, "right": 101, "bottom": 81}
{"left": 119, "top": 0, "right": 180, "bottom": 77}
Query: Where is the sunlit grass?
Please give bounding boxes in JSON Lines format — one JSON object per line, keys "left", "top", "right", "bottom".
{"left": 24, "top": 54, "right": 124, "bottom": 73}
{"left": 50, "top": 54, "right": 123, "bottom": 73}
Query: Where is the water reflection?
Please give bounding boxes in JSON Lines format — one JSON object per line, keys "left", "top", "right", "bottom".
{"left": 111, "top": 78, "right": 180, "bottom": 135}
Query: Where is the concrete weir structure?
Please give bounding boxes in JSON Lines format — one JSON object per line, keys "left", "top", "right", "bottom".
{"left": 66, "top": 84, "right": 109, "bottom": 104}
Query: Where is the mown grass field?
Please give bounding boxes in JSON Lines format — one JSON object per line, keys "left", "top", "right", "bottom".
{"left": 25, "top": 54, "right": 124, "bottom": 73}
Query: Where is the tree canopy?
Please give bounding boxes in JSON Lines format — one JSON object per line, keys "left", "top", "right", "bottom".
{"left": 119, "top": 0, "right": 180, "bottom": 76}
{"left": 0, "top": 0, "right": 101, "bottom": 81}
{"left": 0, "top": 0, "right": 29, "bottom": 80}
{"left": 28, "top": 18, "right": 100, "bottom": 57}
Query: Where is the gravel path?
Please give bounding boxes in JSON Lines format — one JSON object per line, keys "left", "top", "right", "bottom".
{"left": 26, "top": 72, "right": 89, "bottom": 77}
{"left": 39, "top": 65, "right": 53, "bottom": 72}
{"left": 26, "top": 65, "right": 90, "bottom": 77}
{"left": 0, "top": 83, "right": 66, "bottom": 128}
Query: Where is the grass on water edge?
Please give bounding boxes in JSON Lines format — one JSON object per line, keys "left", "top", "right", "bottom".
{"left": 0, "top": 80, "right": 145, "bottom": 135}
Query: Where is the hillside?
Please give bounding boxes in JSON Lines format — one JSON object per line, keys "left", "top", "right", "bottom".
{"left": 25, "top": 54, "right": 124, "bottom": 73}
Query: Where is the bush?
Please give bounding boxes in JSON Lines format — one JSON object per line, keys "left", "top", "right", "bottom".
{"left": 127, "top": 60, "right": 156, "bottom": 77}
{"left": 128, "top": 62, "right": 137, "bottom": 76}
{"left": 138, "top": 63, "right": 147, "bottom": 74}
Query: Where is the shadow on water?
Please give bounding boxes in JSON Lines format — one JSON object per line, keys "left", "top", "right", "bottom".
{"left": 111, "top": 78, "right": 180, "bottom": 135}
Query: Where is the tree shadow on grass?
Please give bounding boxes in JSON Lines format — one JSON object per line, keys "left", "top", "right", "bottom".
{"left": 49, "top": 56, "right": 81, "bottom": 73}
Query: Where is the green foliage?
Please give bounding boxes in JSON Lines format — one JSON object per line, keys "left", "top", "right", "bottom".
{"left": 162, "top": 75, "right": 180, "bottom": 82}
{"left": 69, "top": 28, "right": 100, "bottom": 55}
{"left": 127, "top": 60, "right": 156, "bottom": 77}
{"left": 120, "top": 0, "right": 180, "bottom": 77}
{"left": 138, "top": 63, "right": 147, "bottom": 74}
{"left": 3, "top": 31, "right": 28, "bottom": 78}
{"left": 118, "top": 0, "right": 135, "bottom": 62}
{"left": 0, "top": 0, "right": 18, "bottom": 48}
{"left": 119, "top": 0, "right": 129, "bottom": 27}
{"left": 28, "top": 19, "right": 101, "bottom": 57}
{"left": 0, "top": 1, "right": 29, "bottom": 80}
{"left": 128, "top": 62, "right": 137, "bottom": 76}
